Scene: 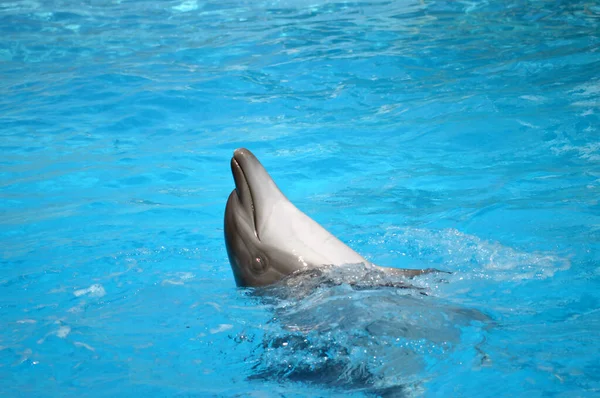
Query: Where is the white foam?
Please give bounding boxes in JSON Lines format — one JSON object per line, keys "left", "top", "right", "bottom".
{"left": 74, "top": 342, "right": 95, "bottom": 352}
{"left": 56, "top": 326, "right": 71, "bottom": 338}
{"left": 173, "top": 0, "right": 198, "bottom": 12}
{"left": 162, "top": 280, "right": 184, "bottom": 286}
{"left": 519, "top": 95, "right": 546, "bottom": 102}
{"left": 387, "top": 227, "right": 571, "bottom": 282}
{"left": 517, "top": 119, "right": 539, "bottom": 129}
{"left": 162, "top": 272, "right": 195, "bottom": 285}
{"left": 73, "top": 284, "right": 106, "bottom": 297}
{"left": 210, "top": 324, "right": 233, "bottom": 334}
{"left": 570, "top": 80, "right": 600, "bottom": 97}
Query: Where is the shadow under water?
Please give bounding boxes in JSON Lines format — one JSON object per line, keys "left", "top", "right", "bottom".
{"left": 243, "top": 264, "right": 493, "bottom": 397}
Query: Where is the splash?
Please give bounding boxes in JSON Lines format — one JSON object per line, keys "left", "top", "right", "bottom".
{"left": 387, "top": 227, "right": 571, "bottom": 282}
{"left": 238, "top": 264, "right": 491, "bottom": 395}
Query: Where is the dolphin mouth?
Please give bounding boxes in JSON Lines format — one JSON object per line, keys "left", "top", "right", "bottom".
{"left": 231, "top": 151, "right": 259, "bottom": 239}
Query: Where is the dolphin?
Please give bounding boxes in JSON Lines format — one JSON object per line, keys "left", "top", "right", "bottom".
{"left": 224, "top": 148, "right": 440, "bottom": 287}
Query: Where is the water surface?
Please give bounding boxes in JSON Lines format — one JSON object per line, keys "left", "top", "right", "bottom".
{"left": 1, "top": 0, "right": 599, "bottom": 396}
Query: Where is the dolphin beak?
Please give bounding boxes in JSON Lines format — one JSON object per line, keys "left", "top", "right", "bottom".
{"left": 230, "top": 148, "right": 287, "bottom": 241}
{"left": 231, "top": 156, "right": 252, "bottom": 210}
{"left": 230, "top": 154, "right": 257, "bottom": 237}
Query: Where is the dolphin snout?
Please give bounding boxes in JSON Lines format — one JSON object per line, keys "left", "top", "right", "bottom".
{"left": 234, "top": 148, "right": 250, "bottom": 157}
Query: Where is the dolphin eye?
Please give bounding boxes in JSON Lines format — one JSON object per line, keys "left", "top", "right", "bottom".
{"left": 250, "top": 254, "right": 268, "bottom": 274}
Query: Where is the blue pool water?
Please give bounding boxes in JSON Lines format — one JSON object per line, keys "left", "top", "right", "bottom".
{"left": 1, "top": 0, "right": 599, "bottom": 396}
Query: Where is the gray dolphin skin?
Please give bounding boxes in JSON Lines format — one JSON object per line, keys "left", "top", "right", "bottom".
{"left": 224, "top": 148, "right": 438, "bottom": 287}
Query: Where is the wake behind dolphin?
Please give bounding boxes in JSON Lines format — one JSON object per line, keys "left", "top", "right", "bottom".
{"left": 224, "top": 148, "right": 440, "bottom": 287}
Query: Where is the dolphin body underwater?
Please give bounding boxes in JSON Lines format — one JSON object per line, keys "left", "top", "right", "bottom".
{"left": 224, "top": 148, "right": 441, "bottom": 287}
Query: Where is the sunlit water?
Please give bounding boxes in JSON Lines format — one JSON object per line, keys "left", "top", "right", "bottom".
{"left": 1, "top": 0, "right": 599, "bottom": 396}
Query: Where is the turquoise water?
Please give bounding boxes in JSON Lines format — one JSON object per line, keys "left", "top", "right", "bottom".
{"left": 1, "top": 0, "right": 599, "bottom": 396}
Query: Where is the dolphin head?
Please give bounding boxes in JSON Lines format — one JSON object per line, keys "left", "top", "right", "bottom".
{"left": 224, "top": 148, "right": 296, "bottom": 287}
{"left": 224, "top": 148, "right": 367, "bottom": 287}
